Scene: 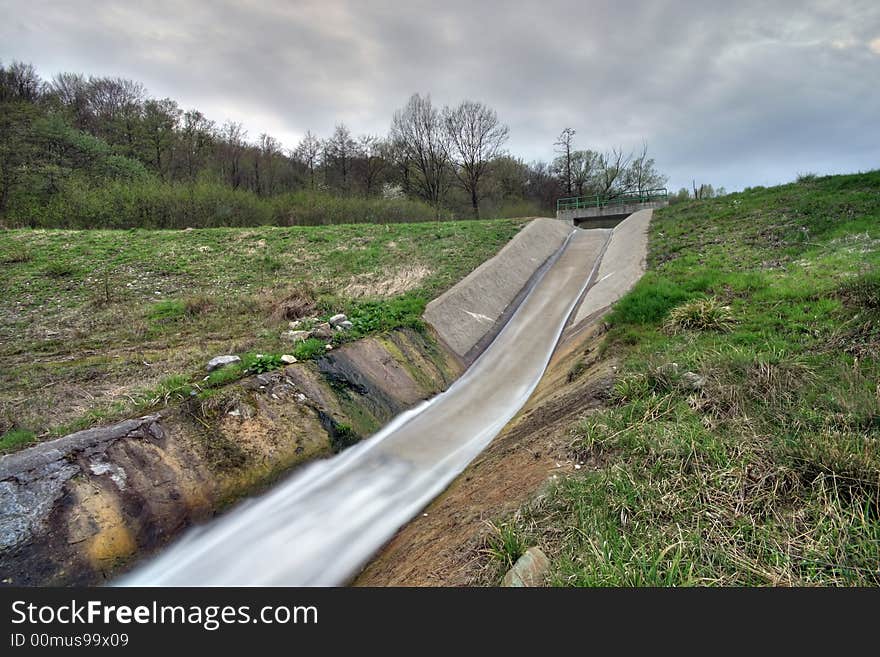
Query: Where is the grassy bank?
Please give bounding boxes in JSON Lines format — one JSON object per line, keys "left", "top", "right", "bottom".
{"left": 496, "top": 171, "right": 880, "bottom": 585}
{"left": 0, "top": 219, "right": 525, "bottom": 446}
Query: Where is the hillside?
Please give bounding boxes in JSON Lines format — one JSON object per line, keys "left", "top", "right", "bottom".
{"left": 0, "top": 219, "right": 524, "bottom": 448}
{"left": 359, "top": 171, "right": 880, "bottom": 587}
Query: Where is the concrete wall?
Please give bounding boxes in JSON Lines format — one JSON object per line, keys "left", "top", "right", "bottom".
{"left": 557, "top": 200, "right": 666, "bottom": 225}
{"left": 423, "top": 218, "right": 573, "bottom": 362}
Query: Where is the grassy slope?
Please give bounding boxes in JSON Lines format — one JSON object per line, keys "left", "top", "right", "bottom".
{"left": 504, "top": 171, "right": 880, "bottom": 585}
{"left": 0, "top": 219, "right": 526, "bottom": 446}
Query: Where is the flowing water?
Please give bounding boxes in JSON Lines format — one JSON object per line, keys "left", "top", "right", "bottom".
{"left": 118, "top": 227, "right": 610, "bottom": 586}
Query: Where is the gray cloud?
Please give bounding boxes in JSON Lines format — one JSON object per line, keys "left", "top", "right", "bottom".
{"left": 1, "top": 0, "right": 878, "bottom": 191}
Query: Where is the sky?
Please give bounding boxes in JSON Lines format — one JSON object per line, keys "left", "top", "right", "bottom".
{"left": 1, "top": 0, "right": 879, "bottom": 192}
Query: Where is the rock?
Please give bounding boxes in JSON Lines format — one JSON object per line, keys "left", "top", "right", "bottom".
{"left": 282, "top": 330, "right": 311, "bottom": 343}
{"left": 502, "top": 547, "right": 551, "bottom": 587}
{"left": 280, "top": 354, "right": 298, "bottom": 365}
{"left": 325, "top": 344, "right": 333, "bottom": 350}
{"left": 328, "top": 313, "right": 348, "bottom": 327}
{"left": 681, "top": 371, "right": 705, "bottom": 391}
{"left": 337, "top": 320, "right": 354, "bottom": 331}
{"left": 288, "top": 320, "right": 303, "bottom": 329}
{"left": 206, "top": 355, "right": 241, "bottom": 372}
{"left": 309, "top": 322, "right": 334, "bottom": 340}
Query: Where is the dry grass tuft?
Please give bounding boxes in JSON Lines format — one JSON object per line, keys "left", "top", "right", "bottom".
{"left": 342, "top": 264, "right": 431, "bottom": 298}
{"left": 664, "top": 297, "right": 735, "bottom": 334}
{"left": 263, "top": 286, "right": 318, "bottom": 322}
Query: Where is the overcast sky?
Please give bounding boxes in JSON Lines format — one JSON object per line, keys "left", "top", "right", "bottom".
{"left": 2, "top": 0, "right": 879, "bottom": 192}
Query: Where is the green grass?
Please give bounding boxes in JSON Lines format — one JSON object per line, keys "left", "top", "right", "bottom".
{"left": 0, "top": 429, "right": 36, "bottom": 453}
{"left": 501, "top": 170, "right": 880, "bottom": 586}
{"left": 0, "top": 218, "right": 526, "bottom": 442}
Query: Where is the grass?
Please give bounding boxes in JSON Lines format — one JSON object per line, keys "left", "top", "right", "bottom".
{"left": 0, "top": 218, "right": 526, "bottom": 442}
{"left": 0, "top": 429, "right": 36, "bottom": 453}
{"left": 497, "top": 170, "right": 880, "bottom": 586}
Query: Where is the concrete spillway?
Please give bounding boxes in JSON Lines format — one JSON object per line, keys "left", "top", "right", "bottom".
{"left": 118, "top": 211, "right": 651, "bottom": 586}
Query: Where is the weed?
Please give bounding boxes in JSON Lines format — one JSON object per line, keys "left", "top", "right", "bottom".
{"left": 42, "top": 262, "right": 78, "bottom": 278}
{"left": 837, "top": 270, "right": 880, "bottom": 310}
{"left": 483, "top": 521, "right": 527, "bottom": 571}
{"left": 147, "top": 299, "right": 187, "bottom": 322}
{"left": 293, "top": 338, "right": 327, "bottom": 360}
{"left": 664, "top": 297, "right": 735, "bottom": 333}
{"left": 267, "top": 286, "right": 317, "bottom": 322}
{"left": 183, "top": 294, "right": 214, "bottom": 316}
{"left": 0, "top": 429, "right": 36, "bottom": 453}
{"left": 247, "top": 354, "right": 283, "bottom": 374}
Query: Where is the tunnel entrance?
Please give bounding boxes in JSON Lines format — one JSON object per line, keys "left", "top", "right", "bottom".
{"left": 573, "top": 213, "right": 631, "bottom": 229}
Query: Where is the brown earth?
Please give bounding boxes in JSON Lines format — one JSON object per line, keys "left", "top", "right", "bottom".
{"left": 354, "top": 319, "right": 615, "bottom": 586}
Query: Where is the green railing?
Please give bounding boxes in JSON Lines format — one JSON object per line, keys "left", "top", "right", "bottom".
{"left": 556, "top": 188, "right": 668, "bottom": 212}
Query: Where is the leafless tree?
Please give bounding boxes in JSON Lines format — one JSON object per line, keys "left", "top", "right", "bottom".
{"left": 356, "top": 134, "right": 388, "bottom": 195}
{"left": 444, "top": 100, "right": 509, "bottom": 217}
{"left": 554, "top": 128, "right": 576, "bottom": 197}
{"left": 219, "top": 120, "right": 247, "bottom": 189}
{"left": 255, "top": 132, "right": 282, "bottom": 195}
{"left": 141, "top": 98, "right": 181, "bottom": 179}
{"left": 179, "top": 110, "right": 215, "bottom": 182}
{"left": 0, "top": 61, "right": 42, "bottom": 102}
{"left": 625, "top": 141, "right": 666, "bottom": 194}
{"left": 293, "top": 130, "right": 322, "bottom": 190}
{"left": 323, "top": 123, "right": 357, "bottom": 194}
{"left": 391, "top": 93, "right": 450, "bottom": 216}
{"left": 597, "top": 147, "right": 632, "bottom": 197}
{"left": 570, "top": 149, "right": 601, "bottom": 196}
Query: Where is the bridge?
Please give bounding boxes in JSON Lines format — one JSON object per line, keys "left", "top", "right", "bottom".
{"left": 557, "top": 188, "right": 668, "bottom": 227}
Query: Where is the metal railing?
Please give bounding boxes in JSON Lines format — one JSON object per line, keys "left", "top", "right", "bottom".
{"left": 556, "top": 188, "right": 668, "bottom": 211}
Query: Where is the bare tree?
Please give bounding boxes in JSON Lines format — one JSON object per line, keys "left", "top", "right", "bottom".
{"left": 356, "top": 134, "right": 387, "bottom": 195}
{"left": 323, "top": 123, "right": 356, "bottom": 194}
{"left": 219, "top": 120, "right": 247, "bottom": 189}
{"left": 45, "top": 72, "right": 92, "bottom": 130}
{"left": 254, "top": 132, "right": 282, "bottom": 195}
{"left": 391, "top": 93, "right": 450, "bottom": 216}
{"left": 0, "top": 61, "right": 42, "bottom": 102}
{"left": 625, "top": 141, "right": 666, "bottom": 194}
{"left": 293, "top": 130, "right": 322, "bottom": 190}
{"left": 570, "top": 149, "right": 601, "bottom": 196}
{"left": 141, "top": 98, "right": 181, "bottom": 179}
{"left": 86, "top": 77, "right": 146, "bottom": 148}
{"left": 597, "top": 147, "right": 632, "bottom": 197}
{"left": 554, "top": 128, "right": 576, "bottom": 196}
{"left": 179, "top": 109, "right": 215, "bottom": 182}
{"left": 444, "top": 100, "right": 509, "bottom": 217}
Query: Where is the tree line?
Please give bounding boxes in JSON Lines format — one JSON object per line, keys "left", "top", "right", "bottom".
{"left": 1, "top": 59, "right": 668, "bottom": 227}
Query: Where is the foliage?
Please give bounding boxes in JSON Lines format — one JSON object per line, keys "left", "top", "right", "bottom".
{"left": 246, "top": 353, "right": 283, "bottom": 374}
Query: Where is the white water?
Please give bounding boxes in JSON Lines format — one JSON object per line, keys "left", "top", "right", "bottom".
{"left": 118, "top": 228, "right": 610, "bottom": 586}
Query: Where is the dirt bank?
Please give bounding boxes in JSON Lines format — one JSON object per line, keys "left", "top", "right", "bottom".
{"left": 353, "top": 322, "right": 614, "bottom": 585}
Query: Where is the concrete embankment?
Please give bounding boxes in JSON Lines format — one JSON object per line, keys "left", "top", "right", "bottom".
{"left": 356, "top": 209, "right": 654, "bottom": 586}
{"left": 424, "top": 218, "right": 573, "bottom": 362}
